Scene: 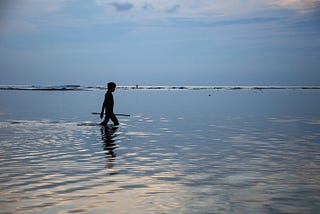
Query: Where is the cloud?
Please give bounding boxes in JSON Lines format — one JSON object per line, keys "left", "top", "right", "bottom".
{"left": 2, "top": 0, "right": 318, "bottom": 22}
{"left": 12, "top": 0, "right": 316, "bottom": 16}
{"left": 111, "top": 2, "right": 134, "bottom": 12}
{"left": 166, "top": 4, "right": 180, "bottom": 13}
{"left": 1, "top": 0, "right": 319, "bottom": 32}
{"left": 272, "top": 0, "right": 320, "bottom": 11}
{"left": 0, "top": 0, "right": 72, "bottom": 34}
{"left": 94, "top": 0, "right": 319, "bottom": 22}
{"left": 0, "top": 0, "right": 69, "bottom": 16}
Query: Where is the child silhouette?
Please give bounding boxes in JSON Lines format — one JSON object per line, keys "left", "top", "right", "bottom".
{"left": 100, "top": 82, "right": 119, "bottom": 126}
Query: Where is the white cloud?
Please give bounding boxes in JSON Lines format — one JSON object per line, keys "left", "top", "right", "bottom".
{"left": 1, "top": 0, "right": 317, "bottom": 21}
{"left": 272, "top": 0, "right": 320, "bottom": 11}
{"left": 1, "top": 0, "right": 70, "bottom": 16}
{"left": 1, "top": 0, "right": 318, "bottom": 33}
{"left": 94, "top": 0, "right": 319, "bottom": 21}
{"left": 0, "top": 0, "right": 73, "bottom": 33}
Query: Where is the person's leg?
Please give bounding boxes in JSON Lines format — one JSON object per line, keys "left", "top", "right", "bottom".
{"left": 110, "top": 113, "right": 119, "bottom": 126}
{"left": 100, "top": 115, "right": 110, "bottom": 126}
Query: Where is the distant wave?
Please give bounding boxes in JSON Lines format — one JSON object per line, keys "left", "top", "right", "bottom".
{"left": 118, "top": 86, "right": 320, "bottom": 90}
{"left": 0, "top": 85, "right": 320, "bottom": 91}
{"left": 0, "top": 85, "right": 86, "bottom": 91}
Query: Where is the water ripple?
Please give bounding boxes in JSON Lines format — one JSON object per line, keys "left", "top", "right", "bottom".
{"left": 1, "top": 115, "right": 320, "bottom": 213}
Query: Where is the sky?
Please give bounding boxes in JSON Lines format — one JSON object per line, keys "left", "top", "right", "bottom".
{"left": 0, "top": 0, "right": 319, "bottom": 86}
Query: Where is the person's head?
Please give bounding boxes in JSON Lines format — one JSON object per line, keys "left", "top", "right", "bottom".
{"left": 107, "top": 82, "right": 117, "bottom": 92}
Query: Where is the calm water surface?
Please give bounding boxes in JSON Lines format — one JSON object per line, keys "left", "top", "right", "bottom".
{"left": 0, "top": 89, "right": 320, "bottom": 213}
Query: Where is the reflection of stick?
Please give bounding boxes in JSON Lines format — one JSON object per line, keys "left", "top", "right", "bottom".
{"left": 92, "top": 112, "right": 130, "bottom": 117}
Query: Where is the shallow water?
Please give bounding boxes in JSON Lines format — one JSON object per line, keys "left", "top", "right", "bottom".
{"left": 0, "top": 89, "right": 320, "bottom": 213}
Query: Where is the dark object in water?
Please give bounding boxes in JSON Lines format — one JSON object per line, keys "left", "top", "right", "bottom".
{"left": 92, "top": 112, "right": 130, "bottom": 117}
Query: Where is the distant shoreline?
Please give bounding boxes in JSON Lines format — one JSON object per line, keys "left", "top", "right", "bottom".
{"left": 0, "top": 85, "right": 320, "bottom": 91}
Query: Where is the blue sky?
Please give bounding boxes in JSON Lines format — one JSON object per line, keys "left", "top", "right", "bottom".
{"left": 0, "top": 0, "right": 319, "bottom": 86}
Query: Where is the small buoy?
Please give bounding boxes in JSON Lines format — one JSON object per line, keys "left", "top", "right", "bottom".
{"left": 208, "top": 94, "right": 211, "bottom": 96}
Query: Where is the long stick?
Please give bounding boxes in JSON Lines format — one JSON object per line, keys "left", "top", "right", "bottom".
{"left": 92, "top": 112, "right": 130, "bottom": 117}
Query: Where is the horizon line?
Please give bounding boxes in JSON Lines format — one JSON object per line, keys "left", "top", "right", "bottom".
{"left": 0, "top": 85, "right": 320, "bottom": 91}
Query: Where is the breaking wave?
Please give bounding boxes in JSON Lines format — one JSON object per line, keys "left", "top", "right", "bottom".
{"left": 0, "top": 85, "right": 320, "bottom": 91}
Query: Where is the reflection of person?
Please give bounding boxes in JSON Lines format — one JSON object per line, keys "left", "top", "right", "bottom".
{"left": 100, "top": 82, "right": 119, "bottom": 126}
{"left": 100, "top": 126, "right": 118, "bottom": 169}
{"left": 101, "top": 126, "right": 117, "bottom": 157}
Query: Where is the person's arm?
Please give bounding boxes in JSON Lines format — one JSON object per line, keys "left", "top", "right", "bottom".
{"left": 100, "top": 95, "right": 106, "bottom": 119}
{"left": 100, "top": 105, "right": 104, "bottom": 119}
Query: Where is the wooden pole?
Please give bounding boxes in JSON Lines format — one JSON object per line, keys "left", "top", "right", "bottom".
{"left": 91, "top": 112, "right": 130, "bottom": 117}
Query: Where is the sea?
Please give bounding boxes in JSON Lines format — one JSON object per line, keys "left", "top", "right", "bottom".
{"left": 0, "top": 85, "right": 319, "bottom": 213}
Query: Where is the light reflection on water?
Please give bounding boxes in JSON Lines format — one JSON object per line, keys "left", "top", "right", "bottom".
{"left": 1, "top": 90, "right": 320, "bottom": 213}
{"left": 0, "top": 114, "right": 319, "bottom": 213}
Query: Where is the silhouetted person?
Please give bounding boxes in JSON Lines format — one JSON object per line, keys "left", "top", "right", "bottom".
{"left": 100, "top": 82, "right": 119, "bottom": 126}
